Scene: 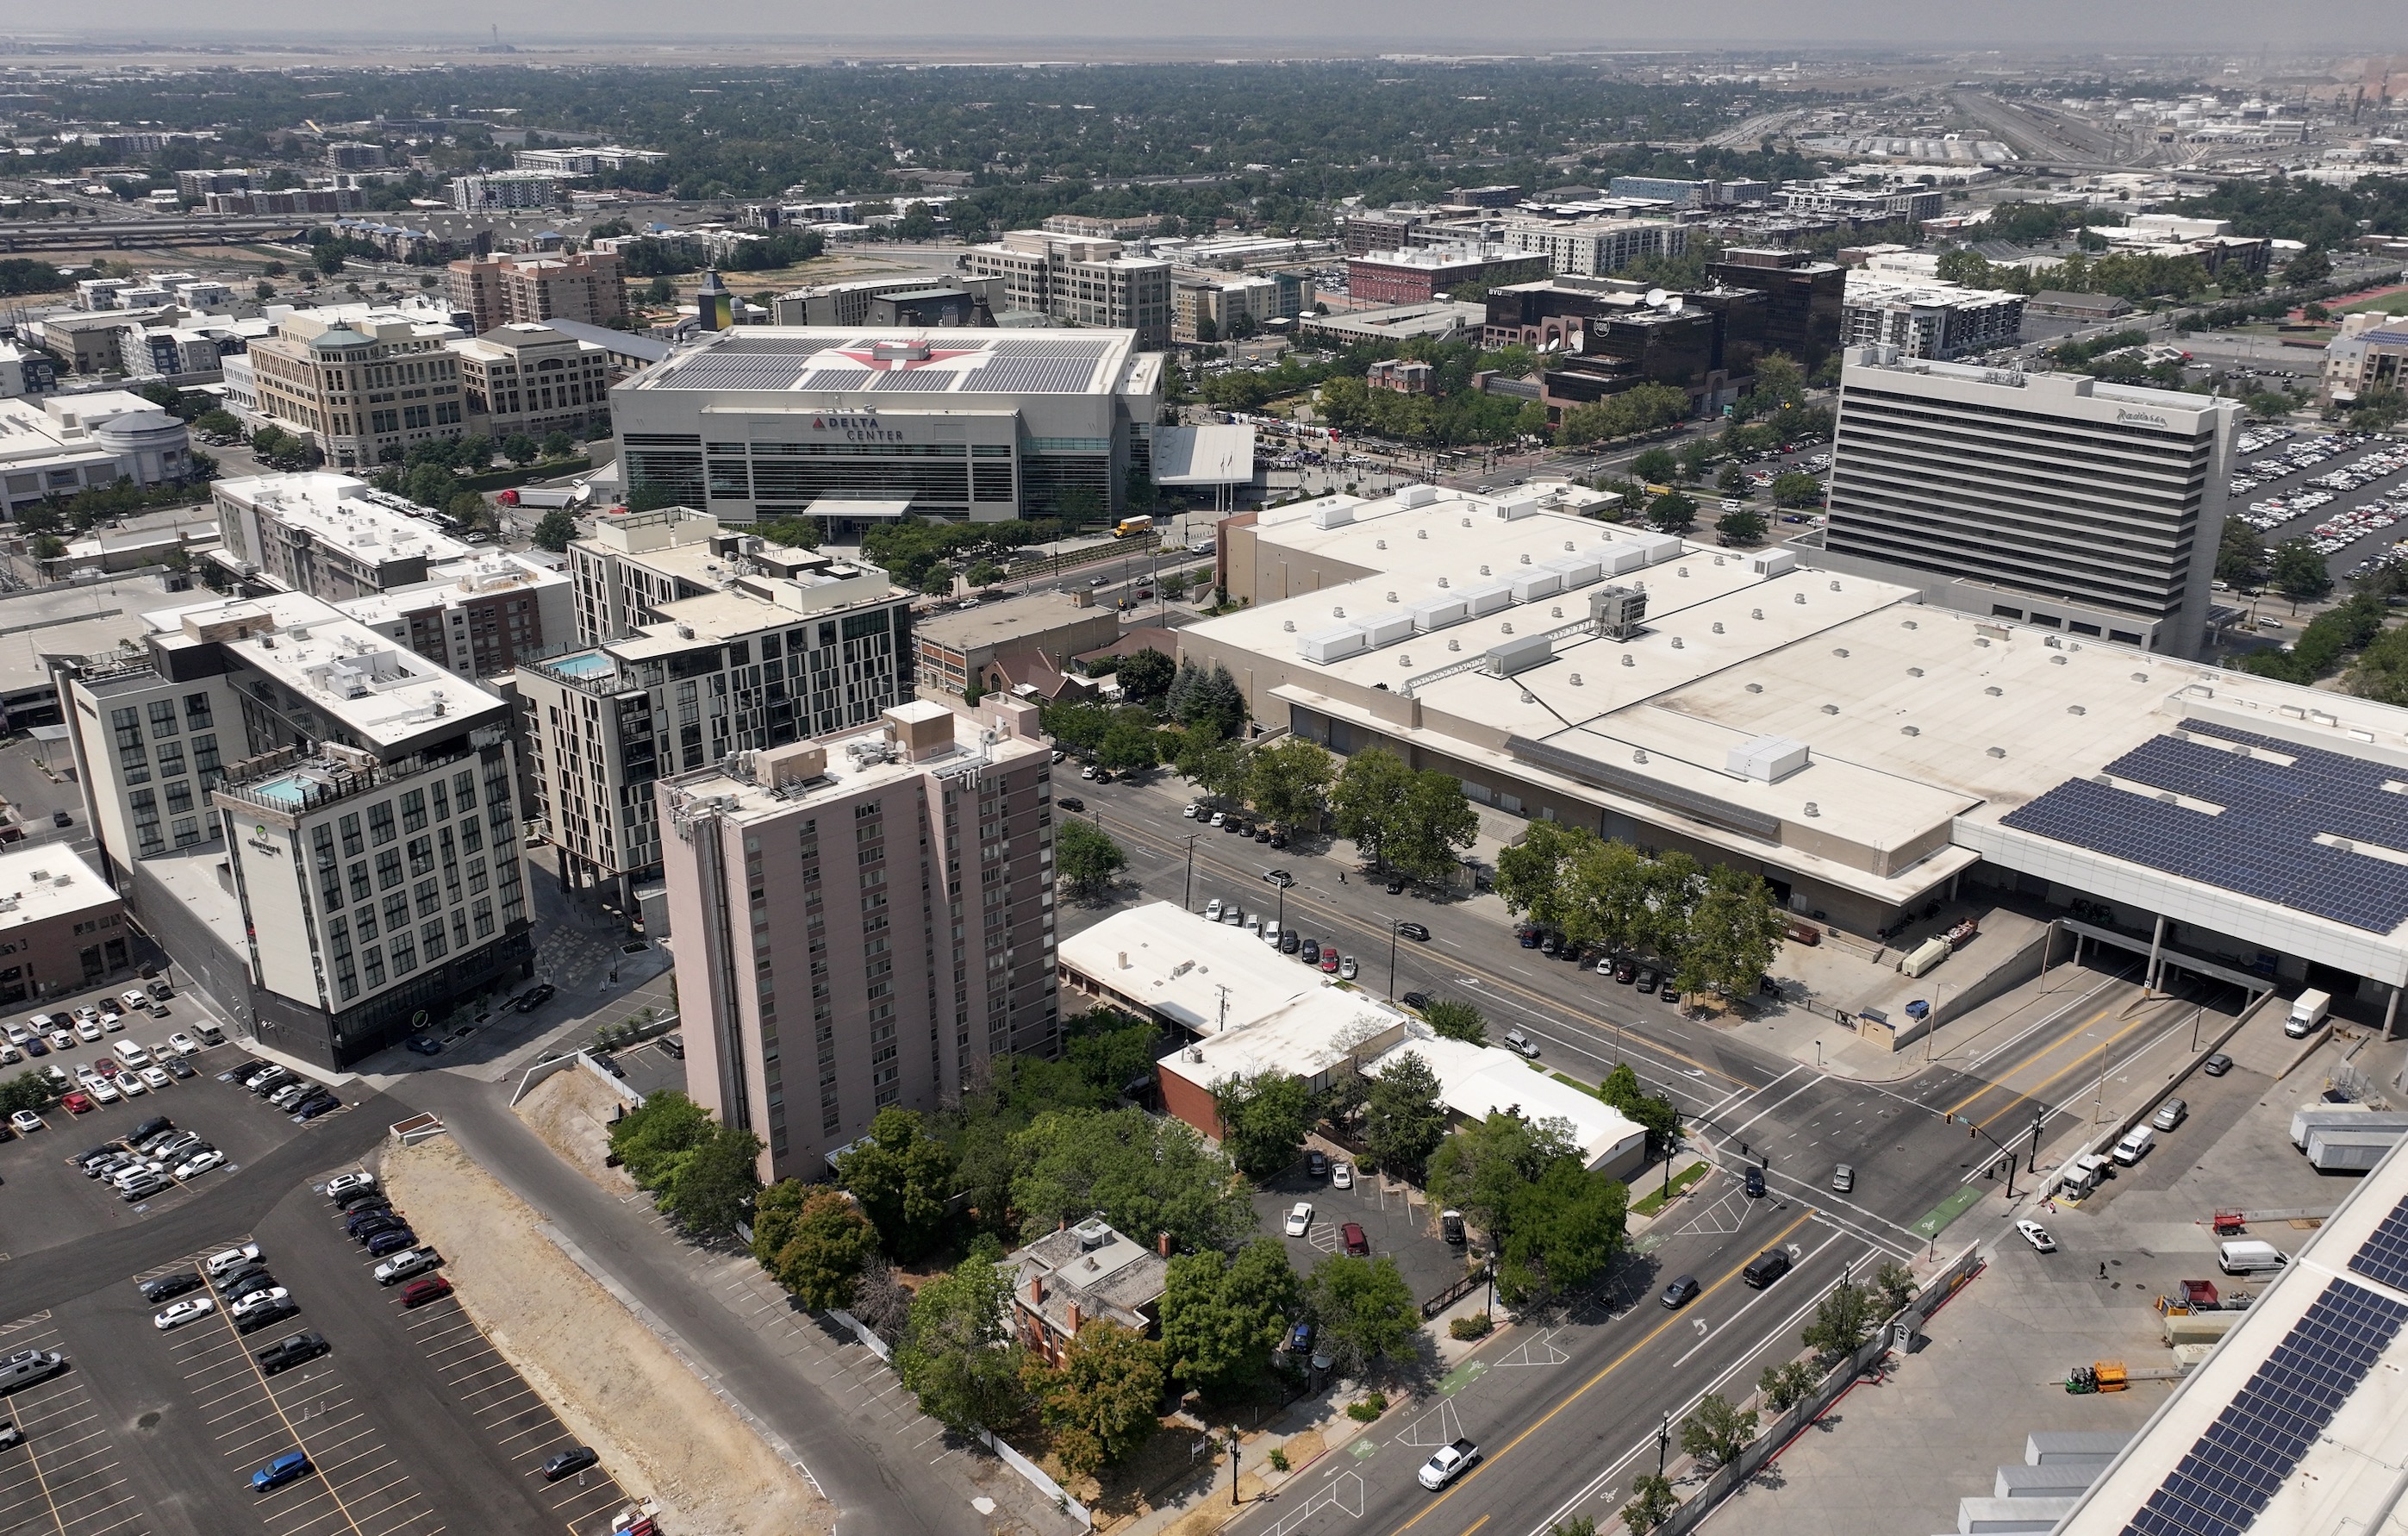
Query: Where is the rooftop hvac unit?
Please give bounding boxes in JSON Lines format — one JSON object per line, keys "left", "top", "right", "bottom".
{"left": 1407, "top": 595, "right": 1468, "bottom": 632}
{"left": 1510, "top": 570, "right": 1563, "bottom": 603}
{"left": 1600, "top": 544, "right": 1648, "bottom": 577}
{"left": 1493, "top": 495, "right": 1541, "bottom": 521}
{"left": 1298, "top": 624, "right": 1368, "bottom": 664}
{"left": 1629, "top": 530, "right": 1684, "bottom": 565}
{"left": 1462, "top": 581, "right": 1516, "bottom": 618}
{"left": 1395, "top": 484, "right": 1438, "bottom": 509}
{"left": 1545, "top": 553, "right": 1604, "bottom": 589}
{"left": 1357, "top": 612, "right": 1415, "bottom": 648}
{"left": 1725, "top": 734, "right": 1811, "bottom": 783}
{"left": 1486, "top": 633, "right": 1554, "bottom": 677}
{"left": 1590, "top": 584, "right": 1648, "bottom": 639}
{"left": 1312, "top": 504, "right": 1356, "bottom": 530}
{"left": 1749, "top": 549, "right": 1800, "bottom": 578}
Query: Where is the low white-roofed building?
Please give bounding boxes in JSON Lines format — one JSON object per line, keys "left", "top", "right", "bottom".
{"left": 0, "top": 843, "right": 133, "bottom": 1005}
{"left": 1358, "top": 1035, "right": 1647, "bottom": 1177}
{"left": 209, "top": 472, "right": 473, "bottom": 602}
{"left": 0, "top": 391, "right": 197, "bottom": 516}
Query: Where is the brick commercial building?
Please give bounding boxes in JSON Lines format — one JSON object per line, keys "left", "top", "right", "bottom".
{"left": 0, "top": 846, "right": 131, "bottom": 1006}
{"left": 1346, "top": 245, "right": 1550, "bottom": 307}
{"left": 445, "top": 252, "right": 628, "bottom": 337}
{"left": 912, "top": 590, "right": 1122, "bottom": 698}
{"left": 658, "top": 700, "right": 1057, "bottom": 1181}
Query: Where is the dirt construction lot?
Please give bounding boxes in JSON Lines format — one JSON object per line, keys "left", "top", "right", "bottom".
{"left": 381, "top": 1134, "right": 834, "bottom": 1536}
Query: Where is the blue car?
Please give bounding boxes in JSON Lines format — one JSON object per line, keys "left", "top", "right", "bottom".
{"left": 253, "top": 1451, "right": 313, "bottom": 1492}
{"left": 403, "top": 1034, "right": 443, "bottom": 1056}
{"left": 365, "top": 1227, "right": 417, "bottom": 1258}
{"left": 1287, "top": 1321, "right": 1313, "bottom": 1354}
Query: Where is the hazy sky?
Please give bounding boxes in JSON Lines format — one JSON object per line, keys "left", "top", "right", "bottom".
{"left": 48, "top": 1, "right": 2408, "bottom": 54}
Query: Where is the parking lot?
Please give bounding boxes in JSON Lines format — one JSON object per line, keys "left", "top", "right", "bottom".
{"left": 1253, "top": 1150, "right": 1469, "bottom": 1310}
{"left": 2224, "top": 428, "right": 2408, "bottom": 584}
{"left": 0, "top": 1040, "right": 362, "bottom": 1259}
{"left": 0, "top": 1157, "right": 638, "bottom": 1536}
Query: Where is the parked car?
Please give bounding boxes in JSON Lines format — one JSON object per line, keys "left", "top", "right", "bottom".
{"left": 140, "top": 1271, "right": 204, "bottom": 1305}
{"left": 228, "top": 1287, "right": 290, "bottom": 1324}
{"left": 1341, "top": 1222, "right": 1369, "bottom": 1257}
{"left": 59, "top": 1090, "right": 93, "bottom": 1115}
{"left": 324, "top": 1171, "right": 377, "bottom": 1202}
{"left": 365, "top": 1228, "right": 418, "bottom": 1258}
{"left": 252, "top": 1451, "right": 314, "bottom": 1492}
{"left": 205, "top": 1243, "right": 263, "bottom": 1279}
{"left": 2202, "top": 1052, "right": 2235, "bottom": 1077}
{"left": 163, "top": 1058, "right": 195, "bottom": 1080}
{"left": 1204, "top": 898, "right": 1225, "bottom": 921}
{"left": 373, "top": 1249, "right": 441, "bottom": 1285}
{"left": 514, "top": 984, "right": 556, "bottom": 1014}
{"left": 542, "top": 1446, "right": 600, "bottom": 1482}
{"left": 175, "top": 1148, "right": 226, "bottom": 1179}
{"left": 2152, "top": 1097, "right": 2189, "bottom": 1132}
{"left": 2017, "top": 1220, "right": 2057, "bottom": 1253}
{"left": 1332, "top": 1162, "right": 1353, "bottom": 1189}
{"left": 1633, "top": 967, "right": 1660, "bottom": 994}
{"left": 221, "top": 1270, "right": 279, "bottom": 1303}
{"left": 398, "top": 1277, "right": 453, "bottom": 1308}
{"left": 153, "top": 1296, "right": 215, "bottom": 1331}
{"left": 1307, "top": 1150, "right": 1329, "bottom": 1178}
{"left": 1401, "top": 991, "right": 1431, "bottom": 1011}
{"left": 1055, "top": 796, "right": 1084, "bottom": 813}
{"left": 253, "top": 1331, "right": 328, "bottom": 1376}
{"left": 1338, "top": 958, "right": 1358, "bottom": 980}
{"left": 118, "top": 1173, "right": 168, "bottom": 1202}
{"left": 403, "top": 1035, "right": 444, "bottom": 1057}
{"left": 1299, "top": 938, "right": 1320, "bottom": 964}
{"left": 1283, "top": 1202, "right": 1313, "bottom": 1238}
{"left": 8, "top": 1109, "right": 40, "bottom": 1134}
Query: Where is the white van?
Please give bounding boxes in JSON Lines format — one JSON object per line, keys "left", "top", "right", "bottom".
{"left": 2218, "top": 1239, "right": 2287, "bottom": 1275}
{"left": 2286, "top": 989, "right": 2333, "bottom": 1039}
{"left": 2112, "top": 1125, "right": 2155, "bottom": 1164}
{"left": 112, "top": 1039, "right": 153, "bottom": 1069}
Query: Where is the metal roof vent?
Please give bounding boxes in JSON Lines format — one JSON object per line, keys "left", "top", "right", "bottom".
{"left": 1670, "top": 636, "right": 1683, "bottom": 648}
{"left": 1550, "top": 605, "right": 1563, "bottom": 619}
{"left": 1447, "top": 638, "right": 1461, "bottom": 651}
{"left": 1794, "top": 593, "right": 1806, "bottom": 604}
{"left": 1633, "top": 749, "right": 1648, "bottom": 764}
{"left": 1984, "top": 685, "right": 2003, "bottom": 696}
{"left": 1282, "top": 621, "right": 1295, "bottom": 632}
{"left": 1500, "top": 622, "right": 1514, "bottom": 634}
{"left": 1401, "top": 653, "right": 1413, "bottom": 666}
{"left": 1803, "top": 802, "right": 1820, "bottom": 818}
{"left": 2131, "top": 672, "right": 2149, "bottom": 683}
{"left": 1677, "top": 566, "right": 1689, "bottom": 578}
{"left": 1751, "top": 608, "right": 1764, "bottom": 620}
{"left": 1462, "top": 517, "right": 1472, "bottom": 527}
{"left": 1519, "top": 553, "right": 1532, "bottom": 565}
{"left": 1480, "top": 565, "right": 1491, "bottom": 576}
{"left": 1820, "top": 703, "right": 1839, "bottom": 715}
{"left": 1829, "top": 580, "right": 1842, "bottom": 591}
{"left": 1714, "top": 555, "right": 1726, "bottom": 565}
{"left": 1907, "top": 666, "right": 1924, "bottom": 677}
{"left": 1901, "top": 725, "right": 1920, "bottom": 735}
{"left": 1569, "top": 673, "right": 1581, "bottom": 685}
{"left": 1622, "top": 653, "right": 1636, "bottom": 667}
{"left": 1974, "top": 638, "right": 1991, "bottom": 647}
{"left": 1418, "top": 529, "right": 1428, "bottom": 539}
{"left": 2068, "top": 704, "right": 2087, "bottom": 715}
{"left": 1520, "top": 691, "right": 1537, "bottom": 703}
{"left": 1902, "top": 619, "right": 1918, "bottom": 629}
{"left": 1833, "top": 648, "right": 1850, "bottom": 659}
{"left": 1987, "top": 746, "right": 2006, "bottom": 758}
{"left": 1376, "top": 540, "right": 1388, "bottom": 550}
{"left": 1745, "top": 682, "right": 1763, "bottom": 693}
{"left": 1438, "top": 577, "right": 1450, "bottom": 588}
{"left": 1712, "top": 621, "right": 1725, "bottom": 634}
{"left": 1333, "top": 607, "right": 1345, "bottom": 618}
{"left": 1564, "top": 541, "right": 1575, "bottom": 552}
{"left": 2050, "top": 654, "right": 2068, "bottom": 665}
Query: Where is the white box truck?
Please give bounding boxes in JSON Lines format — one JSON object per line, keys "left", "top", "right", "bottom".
{"left": 2289, "top": 1104, "right": 2408, "bottom": 1150}
{"left": 2286, "top": 988, "right": 2332, "bottom": 1039}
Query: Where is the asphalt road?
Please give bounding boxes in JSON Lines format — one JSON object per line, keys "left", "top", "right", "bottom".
{"left": 1062, "top": 773, "right": 2224, "bottom": 1536}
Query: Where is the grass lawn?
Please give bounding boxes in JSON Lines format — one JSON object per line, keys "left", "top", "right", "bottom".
{"left": 2330, "top": 288, "right": 2408, "bottom": 317}
{"left": 1630, "top": 1159, "right": 1709, "bottom": 1217}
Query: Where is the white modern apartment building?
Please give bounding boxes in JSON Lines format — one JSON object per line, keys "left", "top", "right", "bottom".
{"left": 451, "top": 172, "right": 564, "bottom": 212}
{"left": 1494, "top": 216, "right": 1687, "bottom": 278}
{"left": 209, "top": 471, "right": 473, "bottom": 601}
{"left": 0, "top": 392, "right": 194, "bottom": 520}
{"left": 520, "top": 507, "right": 914, "bottom": 899}
{"left": 510, "top": 145, "right": 664, "bottom": 176}
{"left": 961, "top": 230, "right": 1172, "bottom": 351}
{"left": 1818, "top": 347, "right": 2240, "bottom": 658}
{"left": 60, "top": 591, "right": 533, "bottom": 1069}
{"left": 1838, "top": 273, "right": 2027, "bottom": 361}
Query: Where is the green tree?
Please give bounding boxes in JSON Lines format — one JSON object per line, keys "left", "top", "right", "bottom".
{"left": 0, "top": 1069, "right": 57, "bottom": 1114}
{"left": 769, "top": 1188, "right": 881, "bottom": 1309}
{"left": 1620, "top": 1475, "right": 1676, "bottom": 1533}
{"left": 1802, "top": 1280, "right": 1881, "bottom": 1360}
{"left": 1305, "top": 1254, "right": 1418, "bottom": 1374}
{"left": 1499, "top": 1158, "right": 1628, "bottom": 1303}
{"left": 1421, "top": 999, "right": 1487, "bottom": 1045}
{"left": 1096, "top": 713, "right": 1161, "bottom": 774}
{"left": 195, "top": 408, "right": 241, "bottom": 439}
{"left": 1008, "top": 1107, "right": 1255, "bottom": 1252}
{"left": 502, "top": 433, "right": 539, "bottom": 465}
{"left": 1115, "top": 647, "right": 1176, "bottom": 704}
{"left": 1428, "top": 1111, "right": 1578, "bottom": 1256}
{"left": 1213, "top": 1070, "right": 1314, "bottom": 1179}
{"left": 2272, "top": 537, "right": 2335, "bottom": 609}
{"left": 1161, "top": 1238, "right": 1303, "bottom": 1397}
{"left": 1494, "top": 818, "right": 1590, "bottom": 937}
{"left": 1715, "top": 506, "right": 1766, "bottom": 545}
{"left": 540, "top": 429, "right": 577, "bottom": 459}
{"left": 2217, "top": 519, "right": 2268, "bottom": 587}
{"left": 896, "top": 1257, "right": 1026, "bottom": 1434}
{"left": 652, "top": 1121, "right": 763, "bottom": 1234}
{"left": 30, "top": 534, "right": 66, "bottom": 561}
{"left": 1384, "top": 770, "right": 1480, "bottom": 888}
{"left": 1678, "top": 1393, "right": 1758, "bottom": 1468}
{"left": 1759, "top": 1358, "right": 1821, "bottom": 1413}
{"left": 1873, "top": 1262, "right": 1919, "bottom": 1314}
{"left": 1362, "top": 1049, "right": 1448, "bottom": 1183}
{"left": 1055, "top": 818, "right": 1128, "bottom": 898}
{"left": 1672, "top": 865, "right": 1788, "bottom": 1005}
{"left": 837, "top": 1108, "right": 958, "bottom": 1262}
{"left": 313, "top": 243, "right": 345, "bottom": 276}
{"left": 1645, "top": 491, "right": 1696, "bottom": 533}
{"left": 1026, "top": 1321, "right": 1165, "bottom": 1477}
{"left": 608, "top": 1089, "right": 714, "bottom": 1183}
{"left": 750, "top": 1177, "right": 813, "bottom": 1265}
{"left": 1247, "top": 737, "right": 1336, "bottom": 829}
{"left": 531, "top": 508, "right": 577, "bottom": 552}
{"left": 1043, "top": 699, "right": 1114, "bottom": 753}
{"left": 1630, "top": 446, "right": 1678, "bottom": 484}
{"left": 1769, "top": 471, "right": 1824, "bottom": 509}
{"left": 1330, "top": 746, "right": 1413, "bottom": 869}
{"left": 1596, "top": 1064, "right": 1681, "bottom": 1160}
{"left": 1675, "top": 437, "right": 1717, "bottom": 481}
{"left": 1176, "top": 727, "right": 1254, "bottom": 803}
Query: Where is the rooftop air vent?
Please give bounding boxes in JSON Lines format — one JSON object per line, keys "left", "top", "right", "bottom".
{"left": 1633, "top": 749, "right": 1649, "bottom": 764}
{"left": 1569, "top": 673, "right": 1581, "bottom": 685}
{"left": 1670, "top": 636, "right": 1683, "bottom": 648}
{"left": 1902, "top": 620, "right": 1918, "bottom": 630}
{"left": 1480, "top": 565, "right": 1491, "bottom": 576}
{"left": 1902, "top": 725, "right": 1920, "bottom": 735}
{"left": 1521, "top": 691, "right": 1537, "bottom": 704}
{"left": 1908, "top": 666, "right": 1924, "bottom": 677}
{"left": 1794, "top": 593, "right": 1806, "bottom": 605}
{"left": 1804, "top": 802, "right": 1820, "bottom": 818}
{"left": 1677, "top": 566, "right": 1689, "bottom": 578}
{"left": 1714, "top": 555, "right": 1725, "bottom": 566}
{"left": 1974, "top": 638, "right": 1991, "bottom": 647}
{"left": 1519, "top": 553, "right": 1532, "bottom": 565}
{"left": 1283, "top": 620, "right": 1295, "bottom": 632}
{"left": 1377, "top": 540, "right": 1388, "bottom": 550}
{"left": 1501, "top": 622, "right": 1514, "bottom": 635}
{"left": 1387, "top": 592, "right": 1398, "bottom": 603}
{"left": 2068, "top": 704, "right": 2087, "bottom": 715}
{"left": 1419, "top": 529, "right": 1428, "bottom": 540}
{"left": 1448, "top": 639, "right": 1461, "bottom": 651}
{"left": 2051, "top": 654, "right": 2068, "bottom": 665}
{"left": 1550, "top": 606, "right": 1563, "bottom": 619}
{"left": 1820, "top": 703, "right": 1839, "bottom": 715}
{"left": 1987, "top": 746, "right": 2006, "bottom": 758}
{"left": 1752, "top": 609, "right": 1763, "bottom": 620}
{"left": 1712, "top": 621, "right": 1725, "bottom": 634}
{"left": 1833, "top": 648, "right": 1849, "bottom": 659}
{"left": 1401, "top": 653, "right": 1413, "bottom": 666}
{"left": 1564, "top": 541, "right": 1575, "bottom": 552}
{"left": 1333, "top": 607, "right": 1345, "bottom": 618}
{"left": 1622, "top": 653, "right": 1635, "bottom": 667}
{"left": 1985, "top": 685, "right": 2003, "bottom": 696}
{"left": 1438, "top": 577, "right": 1450, "bottom": 588}
{"left": 2132, "top": 672, "right": 2149, "bottom": 683}
{"left": 1462, "top": 517, "right": 1472, "bottom": 528}
{"left": 1829, "top": 581, "right": 1842, "bottom": 591}
{"left": 1745, "top": 682, "right": 1762, "bottom": 693}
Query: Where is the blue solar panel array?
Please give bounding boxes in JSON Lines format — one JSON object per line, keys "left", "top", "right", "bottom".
{"left": 866, "top": 368, "right": 964, "bottom": 391}
{"left": 2349, "top": 1193, "right": 2408, "bottom": 1292}
{"left": 959, "top": 355, "right": 1101, "bottom": 394}
{"left": 2120, "top": 1277, "right": 2408, "bottom": 1536}
{"left": 1999, "top": 720, "right": 2408, "bottom": 933}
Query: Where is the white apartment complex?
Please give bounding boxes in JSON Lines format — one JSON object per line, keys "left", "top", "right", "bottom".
{"left": 1838, "top": 272, "right": 2027, "bottom": 361}
{"left": 1494, "top": 216, "right": 1687, "bottom": 278}
{"left": 961, "top": 230, "right": 1172, "bottom": 351}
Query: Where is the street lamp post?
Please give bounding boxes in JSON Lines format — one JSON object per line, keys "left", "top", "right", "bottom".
{"left": 1387, "top": 918, "right": 1401, "bottom": 997}
{"left": 1183, "top": 834, "right": 1197, "bottom": 912}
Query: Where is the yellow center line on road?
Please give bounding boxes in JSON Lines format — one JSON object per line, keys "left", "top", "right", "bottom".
{"left": 1092, "top": 808, "right": 1750, "bottom": 1090}
{"left": 1942, "top": 990, "right": 2168, "bottom": 1121}
{"left": 1970, "top": 999, "right": 2186, "bottom": 1132}
{"left": 1380, "top": 1208, "right": 1819, "bottom": 1536}
{"left": 1458, "top": 1518, "right": 1491, "bottom": 1536}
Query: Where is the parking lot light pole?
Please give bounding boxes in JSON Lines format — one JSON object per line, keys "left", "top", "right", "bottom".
{"left": 1387, "top": 918, "right": 1401, "bottom": 996}
{"left": 1183, "top": 835, "right": 1197, "bottom": 912}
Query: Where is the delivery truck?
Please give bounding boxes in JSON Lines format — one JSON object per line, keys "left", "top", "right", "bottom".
{"left": 2286, "top": 988, "right": 2332, "bottom": 1039}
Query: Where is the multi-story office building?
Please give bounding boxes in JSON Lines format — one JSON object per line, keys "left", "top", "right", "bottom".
{"left": 59, "top": 591, "right": 533, "bottom": 1068}
{"left": 521, "top": 508, "right": 912, "bottom": 898}
{"left": 1170, "top": 270, "right": 1314, "bottom": 342}
{"left": 1839, "top": 274, "right": 2026, "bottom": 361}
{"left": 2324, "top": 311, "right": 2408, "bottom": 409}
{"left": 451, "top": 172, "right": 564, "bottom": 212}
{"left": 443, "top": 252, "right": 628, "bottom": 337}
{"left": 209, "top": 472, "right": 473, "bottom": 601}
{"left": 1535, "top": 284, "right": 1769, "bottom": 417}
{"left": 1346, "top": 245, "right": 1551, "bottom": 307}
{"left": 449, "top": 323, "right": 614, "bottom": 443}
{"left": 0, "top": 391, "right": 194, "bottom": 519}
{"left": 658, "top": 698, "right": 1057, "bottom": 1180}
{"left": 118, "top": 324, "right": 224, "bottom": 382}
{"left": 326, "top": 142, "right": 388, "bottom": 172}
{"left": 960, "top": 231, "right": 1172, "bottom": 351}
{"left": 240, "top": 310, "right": 468, "bottom": 471}
{"left": 1604, "top": 176, "right": 1770, "bottom": 207}
{"left": 510, "top": 145, "right": 664, "bottom": 177}
{"left": 1494, "top": 217, "right": 1687, "bottom": 278}
{"left": 1706, "top": 248, "right": 1847, "bottom": 369}
{"left": 0, "top": 340, "right": 59, "bottom": 401}
{"left": 202, "top": 186, "right": 364, "bottom": 216}
{"left": 1817, "top": 346, "right": 2240, "bottom": 657}
{"left": 608, "top": 328, "right": 1163, "bottom": 528}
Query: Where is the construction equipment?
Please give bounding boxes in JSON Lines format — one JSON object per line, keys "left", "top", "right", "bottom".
{"left": 2066, "top": 1361, "right": 2129, "bottom": 1395}
{"left": 2212, "top": 1210, "right": 2247, "bottom": 1237}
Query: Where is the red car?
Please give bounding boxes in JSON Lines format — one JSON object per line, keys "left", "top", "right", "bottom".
{"left": 1319, "top": 951, "right": 1341, "bottom": 974}
{"left": 95, "top": 1058, "right": 122, "bottom": 1077}
{"left": 398, "top": 1276, "right": 452, "bottom": 1308}
{"left": 60, "top": 1090, "right": 94, "bottom": 1114}
{"left": 1342, "top": 1222, "right": 1370, "bottom": 1256}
